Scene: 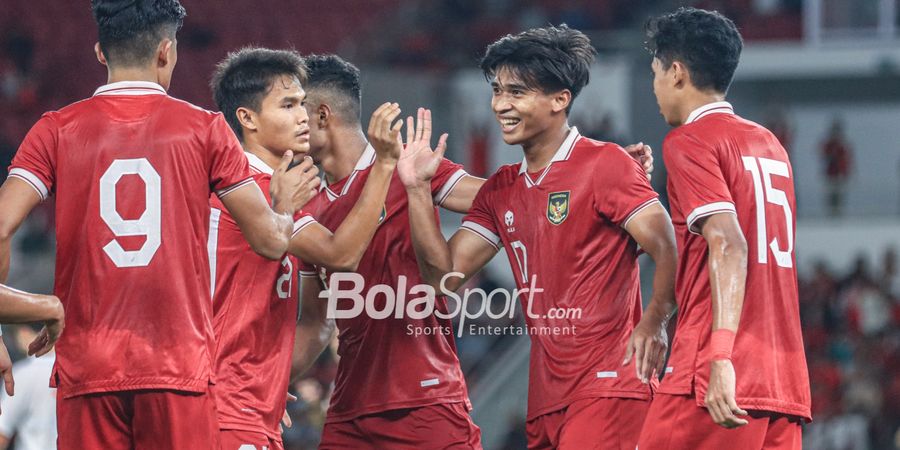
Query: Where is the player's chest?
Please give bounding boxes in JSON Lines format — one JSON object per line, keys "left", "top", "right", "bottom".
{"left": 492, "top": 177, "right": 595, "bottom": 243}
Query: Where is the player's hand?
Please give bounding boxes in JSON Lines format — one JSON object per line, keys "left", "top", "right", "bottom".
{"left": 624, "top": 142, "right": 654, "bottom": 181}
{"left": 398, "top": 108, "right": 448, "bottom": 192}
{"left": 622, "top": 313, "right": 668, "bottom": 383}
{"left": 705, "top": 359, "right": 749, "bottom": 428}
{"left": 28, "top": 297, "right": 64, "bottom": 357}
{"left": 272, "top": 153, "right": 320, "bottom": 215}
{"left": 367, "top": 102, "right": 403, "bottom": 166}
{"left": 0, "top": 340, "right": 14, "bottom": 400}
{"left": 281, "top": 392, "right": 297, "bottom": 430}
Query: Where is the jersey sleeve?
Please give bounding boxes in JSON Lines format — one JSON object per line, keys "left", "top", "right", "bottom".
{"left": 592, "top": 144, "right": 660, "bottom": 228}
{"left": 663, "top": 131, "right": 735, "bottom": 234}
{"left": 8, "top": 114, "right": 58, "bottom": 201}
{"left": 298, "top": 259, "right": 318, "bottom": 278}
{"left": 460, "top": 177, "right": 502, "bottom": 250}
{"left": 430, "top": 158, "right": 469, "bottom": 207}
{"left": 293, "top": 210, "right": 316, "bottom": 238}
{"left": 207, "top": 114, "right": 253, "bottom": 198}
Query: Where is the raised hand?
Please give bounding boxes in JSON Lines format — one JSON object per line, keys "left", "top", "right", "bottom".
{"left": 271, "top": 152, "right": 320, "bottom": 214}
{"left": 624, "top": 142, "right": 654, "bottom": 181}
{"left": 367, "top": 102, "right": 403, "bottom": 166}
{"left": 397, "top": 108, "right": 448, "bottom": 191}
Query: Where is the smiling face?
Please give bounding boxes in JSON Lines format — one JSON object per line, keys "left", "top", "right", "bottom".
{"left": 490, "top": 67, "right": 566, "bottom": 148}
{"left": 254, "top": 74, "right": 311, "bottom": 155}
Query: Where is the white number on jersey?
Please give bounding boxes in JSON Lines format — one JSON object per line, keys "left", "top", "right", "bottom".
{"left": 276, "top": 256, "right": 293, "bottom": 299}
{"left": 510, "top": 240, "right": 529, "bottom": 284}
{"left": 99, "top": 158, "right": 162, "bottom": 268}
{"left": 742, "top": 156, "right": 793, "bottom": 268}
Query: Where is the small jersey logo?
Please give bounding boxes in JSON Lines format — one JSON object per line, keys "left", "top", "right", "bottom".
{"left": 504, "top": 210, "right": 515, "bottom": 232}
{"left": 378, "top": 205, "right": 387, "bottom": 225}
{"left": 547, "top": 191, "right": 570, "bottom": 225}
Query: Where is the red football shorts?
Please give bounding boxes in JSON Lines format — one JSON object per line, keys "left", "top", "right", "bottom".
{"left": 56, "top": 388, "right": 219, "bottom": 450}
{"left": 637, "top": 393, "right": 802, "bottom": 450}
{"left": 526, "top": 397, "right": 650, "bottom": 450}
{"left": 319, "top": 402, "right": 482, "bottom": 449}
{"left": 219, "top": 429, "right": 283, "bottom": 450}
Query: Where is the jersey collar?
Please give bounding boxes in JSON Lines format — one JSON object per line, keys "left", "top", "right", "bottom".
{"left": 685, "top": 101, "right": 734, "bottom": 125}
{"left": 93, "top": 81, "right": 167, "bottom": 97}
{"left": 245, "top": 152, "right": 274, "bottom": 175}
{"left": 518, "top": 127, "right": 581, "bottom": 188}
{"left": 324, "top": 143, "right": 376, "bottom": 201}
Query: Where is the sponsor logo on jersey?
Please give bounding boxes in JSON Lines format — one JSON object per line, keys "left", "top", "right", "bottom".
{"left": 547, "top": 191, "right": 570, "bottom": 225}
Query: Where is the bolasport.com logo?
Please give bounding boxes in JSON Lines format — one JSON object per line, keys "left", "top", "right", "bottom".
{"left": 319, "top": 272, "right": 581, "bottom": 338}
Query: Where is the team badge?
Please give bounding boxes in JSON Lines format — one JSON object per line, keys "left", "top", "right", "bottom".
{"left": 547, "top": 191, "right": 570, "bottom": 225}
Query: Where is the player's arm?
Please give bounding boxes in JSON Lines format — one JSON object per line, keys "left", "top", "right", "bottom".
{"left": 621, "top": 202, "right": 677, "bottom": 383}
{"left": 439, "top": 175, "right": 485, "bottom": 213}
{"left": 0, "top": 178, "right": 42, "bottom": 284}
{"left": 398, "top": 109, "right": 498, "bottom": 291}
{"left": 290, "top": 276, "right": 335, "bottom": 382}
{"left": 221, "top": 152, "right": 319, "bottom": 260}
{"left": 289, "top": 103, "right": 402, "bottom": 272}
{"left": 699, "top": 212, "right": 749, "bottom": 429}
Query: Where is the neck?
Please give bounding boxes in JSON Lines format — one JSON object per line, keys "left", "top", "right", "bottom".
{"left": 522, "top": 122, "right": 570, "bottom": 172}
{"left": 321, "top": 126, "right": 368, "bottom": 184}
{"left": 678, "top": 91, "right": 726, "bottom": 125}
{"left": 241, "top": 140, "right": 283, "bottom": 170}
{"left": 107, "top": 67, "right": 162, "bottom": 88}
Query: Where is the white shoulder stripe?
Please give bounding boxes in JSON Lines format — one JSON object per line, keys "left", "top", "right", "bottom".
{"left": 686, "top": 201, "right": 737, "bottom": 234}
{"left": 292, "top": 216, "right": 317, "bottom": 237}
{"left": 8, "top": 168, "right": 49, "bottom": 201}
{"left": 433, "top": 170, "right": 468, "bottom": 206}
{"left": 460, "top": 221, "right": 502, "bottom": 250}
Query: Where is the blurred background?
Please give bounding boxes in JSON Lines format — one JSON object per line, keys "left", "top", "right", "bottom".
{"left": 0, "top": 0, "right": 898, "bottom": 449}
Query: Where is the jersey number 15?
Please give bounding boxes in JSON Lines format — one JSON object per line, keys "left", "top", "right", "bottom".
{"left": 742, "top": 156, "right": 793, "bottom": 268}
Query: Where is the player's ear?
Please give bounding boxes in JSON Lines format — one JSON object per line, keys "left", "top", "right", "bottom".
{"left": 551, "top": 89, "right": 572, "bottom": 114}
{"left": 236, "top": 107, "right": 258, "bottom": 133}
{"left": 94, "top": 43, "right": 108, "bottom": 67}
{"left": 671, "top": 60, "right": 688, "bottom": 89}
{"left": 316, "top": 103, "right": 332, "bottom": 129}
{"left": 157, "top": 39, "right": 175, "bottom": 69}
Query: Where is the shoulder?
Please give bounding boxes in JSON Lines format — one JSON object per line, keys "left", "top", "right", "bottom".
{"left": 571, "top": 137, "right": 636, "bottom": 172}
{"left": 483, "top": 163, "right": 519, "bottom": 190}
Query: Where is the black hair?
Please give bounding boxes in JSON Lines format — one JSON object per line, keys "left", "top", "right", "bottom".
{"left": 210, "top": 47, "right": 308, "bottom": 140}
{"left": 480, "top": 25, "right": 596, "bottom": 114}
{"left": 91, "top": 0, "right": 187, "bottom": 67}
{"left": 645, "top": 7, "right": 743, "bottom": 94}
{"left": 303, "top": 54, "right": 362, "bottom": 123}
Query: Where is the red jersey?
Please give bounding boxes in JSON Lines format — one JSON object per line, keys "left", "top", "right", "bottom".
{"left": 299, "top": 144, "right": 471, "bottom": 422}
{"left": 8, "top": 81, "right": 253, "bottom": 398}
{"left": 209, "top": 152, "right": 314, "bottom": 439}
{"left": 461, "top": 128, "right": 659, "bottom": 420}
{"left": 660, "top": 102, "right": 811, "bottom": 420}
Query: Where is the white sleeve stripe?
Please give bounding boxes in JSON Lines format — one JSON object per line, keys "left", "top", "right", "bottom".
{"left": 686, "top": 201, "right": 737, "bottom": 234}
{"left": 215, "top": 178, "right": 255, "bottom": 198}
{"left": 460, "top": 221, "right": 502, "bottom": 250}
{"left": 292, "top": 216, "right": 317, "bottom": 237}
{"left": 621, "top": 198, "right": 661, "bottom": 229}
{"left": 207, "top": 208, "right": 222, "bottom": 300}
{"left": 8, "top": 168, "right": 49, "bottom": 200}
{"left": 433, "top": 170, "right": 468, "bottom": 205}
{"left": 299, "top": 271, "right": 318, "bottom": 277}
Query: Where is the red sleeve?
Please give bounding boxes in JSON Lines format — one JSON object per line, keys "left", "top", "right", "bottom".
{"left": 8, "top": 114, "right": 58, "bottom": 201}
{"left": 208, "top": 114, "right": 253, "bottom": 198}
{"left": 592, "top": 144, "right": 659, "bottom": 227}
{"left": 663, "top": 131, "right": 735, "bottom": 234}
{"left": 460, "top": 177, "right": 502, "bottom": 250}
{"left": 430, "top": 158, "right": 468, "bottom": 207}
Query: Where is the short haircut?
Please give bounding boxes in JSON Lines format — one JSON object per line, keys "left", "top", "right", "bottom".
{"left": 480, "top": 25, "right": 596, "bottom": 114}
{"left": 303, "top": 54, "right": 362, "bottom": 124}
{"left": 92, "top": 0, "right": 187, "bottom": 67}
{"left": 645, "top": 7, "right": 743, "bottom": 94}
{"left": 210, "top": 47, "right": 308, "bottom": 140}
